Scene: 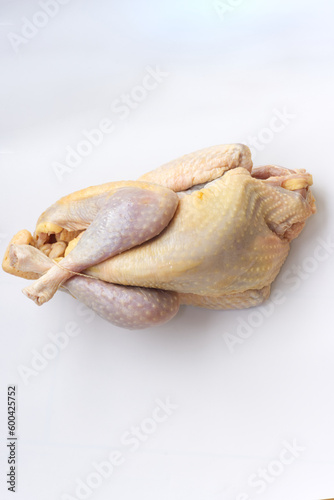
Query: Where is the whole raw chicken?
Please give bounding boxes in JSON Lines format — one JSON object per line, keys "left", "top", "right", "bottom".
{"left": 2, "top": 144, "right": 315, "bottom": 329}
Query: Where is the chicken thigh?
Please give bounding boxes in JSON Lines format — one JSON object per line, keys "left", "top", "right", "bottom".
{"left": 2, "top": 144, "right": 316, "bottom": 328}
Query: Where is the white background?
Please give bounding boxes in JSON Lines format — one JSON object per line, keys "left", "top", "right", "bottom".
{"left": 1, "top": 1, "right": 334, "bottom": 499}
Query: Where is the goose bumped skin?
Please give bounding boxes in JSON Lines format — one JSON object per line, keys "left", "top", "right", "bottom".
{"left": 2, "top": 144, "right": 316, "bottom": 329}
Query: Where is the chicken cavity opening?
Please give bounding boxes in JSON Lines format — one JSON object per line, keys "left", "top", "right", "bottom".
{"left": 35, "top": 229, "right": 83, "bottom": 259}
{"left": 250, "top": 165, "right": 314, "bottom": 204}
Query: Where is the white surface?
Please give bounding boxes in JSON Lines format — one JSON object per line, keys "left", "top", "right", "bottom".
{"left": 1, "top": 1, "right": 334, "bottom": 499}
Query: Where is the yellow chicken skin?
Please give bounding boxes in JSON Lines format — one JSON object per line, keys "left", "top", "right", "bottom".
{"left": 2, "top": 144, "right": 316, "bottom": 328}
